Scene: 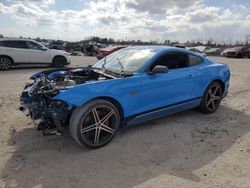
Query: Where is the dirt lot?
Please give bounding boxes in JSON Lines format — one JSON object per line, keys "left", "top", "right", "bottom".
{"left": 0, "top": 56, "right": 250, "bottom": 188}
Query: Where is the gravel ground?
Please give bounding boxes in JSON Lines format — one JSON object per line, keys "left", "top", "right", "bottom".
{"left": 0, "top": 56, "right": 250, "bottom": 188}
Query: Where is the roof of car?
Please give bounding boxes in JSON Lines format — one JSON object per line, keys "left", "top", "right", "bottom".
{"left": 0, "top": 38, "right": 36, "bottom": 42}
{"left": 126, "top": 45, "right": 205, "bottom": 58}
{"left": 127, "top": 45, "right": 190, "bottom": 52}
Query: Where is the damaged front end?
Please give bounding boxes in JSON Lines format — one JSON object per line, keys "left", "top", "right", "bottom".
{"left": 20, "top": 67, "right": 114, "bottom": 136}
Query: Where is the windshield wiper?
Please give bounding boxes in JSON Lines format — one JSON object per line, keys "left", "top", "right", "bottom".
{"left": 116, "top": 57, "right": 124, "bottom": 76}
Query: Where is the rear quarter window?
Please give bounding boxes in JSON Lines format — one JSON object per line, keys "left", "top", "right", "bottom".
{"left": 4, "top": 41, "right": 28, "bottom": 49}
{"left": 189, "top": 54, "right": 203, "bottom": 67}
{"left": 0, "top": 41, "right": 8, "bottom": 47}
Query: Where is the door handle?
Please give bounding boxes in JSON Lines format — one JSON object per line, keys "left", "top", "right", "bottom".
{"left": 185, "top": 75, "right": 194, "bottom": 79}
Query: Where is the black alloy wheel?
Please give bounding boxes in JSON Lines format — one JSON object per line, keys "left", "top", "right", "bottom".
{"left": 70, "top": 100, "right": 120, "bottom": 149}
{"left": 206, "top": 84, "right": 222, "bottom": 112}
{"left": 199, "top": 82, "right": 223, "bottom": 114}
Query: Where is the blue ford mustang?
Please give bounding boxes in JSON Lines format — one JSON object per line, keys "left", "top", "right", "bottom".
{"left": 20, "top": 46, "right": 230, "bottom": 148}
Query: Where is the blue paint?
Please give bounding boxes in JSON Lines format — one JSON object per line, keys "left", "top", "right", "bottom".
{"left": 53, "top": 46, "right": 230, "bottom": 122}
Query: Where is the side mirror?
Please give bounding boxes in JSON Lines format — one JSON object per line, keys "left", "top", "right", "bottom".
{"left": 151, "top": 65, "right": 168, "bottom": 74}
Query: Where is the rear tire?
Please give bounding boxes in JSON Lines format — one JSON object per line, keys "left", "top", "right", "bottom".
{"left": 0, "top": 56, "right": 12, "bottom": 70}
{"left": 52, "top": 56, "right": 67, "bottom": 68}
{"left": 198, "top": 81, "right": 223, "bottom": 114}
{"left": 70, "top": 99, "right": 120, "bottom": 149}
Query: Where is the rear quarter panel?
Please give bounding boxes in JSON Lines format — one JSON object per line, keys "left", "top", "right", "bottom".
{"left": 194, "top": 58, "right": 230, "bottom": 98}
{"left": 0, "top": 46, "right": 13, "bottom": 60}
{"left": 0, "top": 46, "right": 23, "bottom": 62}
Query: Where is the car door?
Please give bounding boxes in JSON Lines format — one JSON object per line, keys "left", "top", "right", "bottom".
{"left": 4, "top": 40, "right": 30, "bottom": 63}
{"left": 139, "top": 52, "right": 200, "bottom": 113}
{"left": 26, "top": 41, "right": 51, "bottom": 63}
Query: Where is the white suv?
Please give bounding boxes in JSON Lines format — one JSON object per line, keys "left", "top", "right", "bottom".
{"left": 0, "top": 38, "right": 70, "bottom": 70}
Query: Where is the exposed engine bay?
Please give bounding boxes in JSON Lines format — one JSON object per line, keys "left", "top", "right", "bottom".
{"left": 26, "top": 67, "right": 115, "bottom": 95}
{"left": 20, "top": 67, "right": 115, "bottom": 135}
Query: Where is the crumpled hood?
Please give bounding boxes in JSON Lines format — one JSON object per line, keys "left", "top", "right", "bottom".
{"left": 30, "top": 68, "right": 71, "bottom": 80}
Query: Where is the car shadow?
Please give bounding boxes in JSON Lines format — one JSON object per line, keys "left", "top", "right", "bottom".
{"left": 1, "top": 105, "right": 249, "bottom": 188}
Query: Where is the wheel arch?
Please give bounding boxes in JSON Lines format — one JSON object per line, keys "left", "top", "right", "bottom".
{"left": 200, "top": 78, "right": 226, "bottom": 99}
{"left": 84, "top": 96, "right": 125, "bottom": 127}
{"left": 211, "top": 79, "right": 225, "bottom": 93}
{"left": 0, "top": 55, "right": 14, "bottom": 64}
{"left": 52, "top": 55, "right": 66, "bottom": 62}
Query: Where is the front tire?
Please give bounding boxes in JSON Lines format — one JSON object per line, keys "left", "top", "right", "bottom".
{"left": 198, "top": 81, "right": 223, "bottom": 114}
{"left": 52, "top": 56, "right": 67, "bottom": 68}
{"left": 70, "top": 99, "right": 120, "bottom": 149}
{"left": 0, "top": 56, "right": 12, "bottom": 70}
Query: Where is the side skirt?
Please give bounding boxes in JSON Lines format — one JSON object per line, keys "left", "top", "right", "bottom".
{"left": 125, "top": 98, "right": 201, "bottom": 127}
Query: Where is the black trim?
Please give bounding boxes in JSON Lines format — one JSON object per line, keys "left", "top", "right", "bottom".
{"left": 145, "top": 51, "right": 204, "bottom": 73}
{"left": 13, "top": 62, "right": 52, "bottom": 67}
{"left": 13, "top": 62, "right": 52, "bottom": 65}
{"left": 125, "top": 97, "right": 202, "bottom": 122}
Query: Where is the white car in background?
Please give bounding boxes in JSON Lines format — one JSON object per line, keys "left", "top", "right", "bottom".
{"left": 0, "top": 38, "right": 70, "bottom": 70}
{"left": 220, "top": 48, "right": 233, "bottom": 57}
{"left": 187, "top": 47, "right": 206, "bottom": 57}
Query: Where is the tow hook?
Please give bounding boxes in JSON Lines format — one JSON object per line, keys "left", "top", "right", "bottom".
{"left": 19, "top": 106, "right": 25, "bottom": 111}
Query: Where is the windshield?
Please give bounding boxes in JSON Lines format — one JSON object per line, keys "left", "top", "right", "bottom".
{"left": 27, "top": 41, "right": 46, "bottom": 50}
{"left": 93, "top": 48, "right": 156, "bottom": 74}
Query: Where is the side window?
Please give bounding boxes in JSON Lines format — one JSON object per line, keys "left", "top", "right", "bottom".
{"left": 189, "top": 55, "right": 203, "bottom": 67}
{"left": 0, "top": 41, "right": 7, "bottom": 47}
{"left": 27, "top": 42, "right": 42, "bottom": 50}
{"left": 5, "top": 41, "right": 28, "bottom": 49}
{"left": 150, "top": 52, "right": 189, "bottom": 71}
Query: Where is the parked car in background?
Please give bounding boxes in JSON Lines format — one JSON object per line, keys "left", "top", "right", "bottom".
{"left": 97, "top": 45, "right": 127, "bottom": 60}
{"left": 64, "top": 42, "right": 84, "bottom": 55}
{"left": 174, "top": 44, "right": 186, "bottom": 49}
{"left": 220, "top": 48, "right": 232, "bottom": 57}
{"left": 188, "top": 47, "right": 206, "bottom": 56}
{"left": 205, "top": 48, "right": 222, "bottom": 56}
{"left": 83, "top": 42, "right": 99, "bottom": 56}
{"left": 96, "top": 43, "right": 109, "bottom": 49}
{"left": 226, "top": 46, "right": 250, "bottom": 58}
{"left": 0, "top": 38, "right": 70, "bottom": 70}
{"left": 193, "top": 46, "right": 210, "bottom": 53}
{"left": 47, "top": 40, "right": 66, "bottom": 50}
{"left": 20, "top": 46, "right": 230, "bottom": 148}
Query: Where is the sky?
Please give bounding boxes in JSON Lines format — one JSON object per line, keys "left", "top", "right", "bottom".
{"left": 0, "top": 0, "right": 250, "bottom": 43}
